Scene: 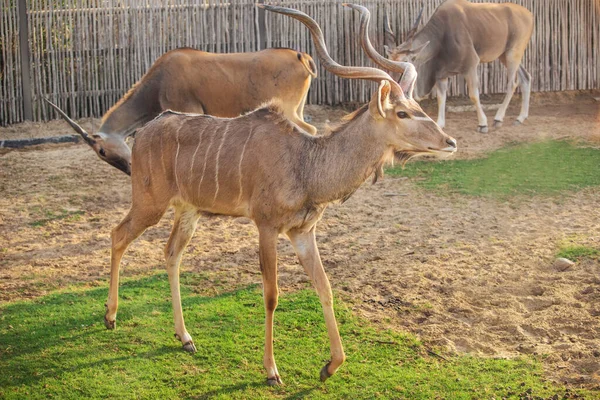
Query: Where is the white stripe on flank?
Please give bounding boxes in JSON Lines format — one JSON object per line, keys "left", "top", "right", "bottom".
{"left": 236, "top": 122, "right": 254, "bottom": 206}
{"left": 147, "top": 130, "right": 154, "bottom": 182}
{"left": 188, "top": 124, "right": 207, "bottom": 189}
{"left": 174, "top": 120, "right": 184, "bottom": 193}
{"left": 160, "top": 128, "right": 168, "bottom": 178}
{"left": 212, "top": 121, "right": 230, "bottom": 206}
{"left": 198, "top": 125, "right": 217, "bottom": 200}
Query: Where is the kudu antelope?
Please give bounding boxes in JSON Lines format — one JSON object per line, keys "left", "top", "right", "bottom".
{"left": 384, "top": 0, "right": 533, "bottom": 133}
{"left": 103, "top": 5, "right": 456, "bottom": 385}
{"left": 46, "top": 47, "right": 318, "bottom": 175}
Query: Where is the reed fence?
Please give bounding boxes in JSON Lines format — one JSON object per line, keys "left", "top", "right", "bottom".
{"left": 1, "top": 0, "right": 598, "bottom": 125}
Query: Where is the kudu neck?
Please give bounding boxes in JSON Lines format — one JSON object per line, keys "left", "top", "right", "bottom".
{"left": 305, "top": 109, "right": 391, "bottom": 204}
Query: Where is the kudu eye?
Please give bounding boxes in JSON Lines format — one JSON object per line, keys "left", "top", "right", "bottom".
{"left": 99, "top": 148, "right": 106, "bottom": 157}
{"left": 396, "top": 111, "right": 409, "bottom": 119}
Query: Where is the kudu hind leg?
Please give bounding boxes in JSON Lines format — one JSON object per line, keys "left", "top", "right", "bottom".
{"left": 106, "top": 203, "right": 167, "bottom": 329}
{"left": 258, "top": 227, "right": 282, "bottom": 385}
{"left": 515, "top": 65, "right": 531, "bottom": 124}
{"left": 288, "top": 228, "right": 345, "bottom": 382}
{"left": 164, "top": 206, "right": 200, "bottom": 353}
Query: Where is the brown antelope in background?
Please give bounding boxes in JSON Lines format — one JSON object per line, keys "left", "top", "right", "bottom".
{"left": 99, "top": 4, "right": 456, "bottom": 385}
{"left": 46, "top": 48, "right": 318, "bottom": 175}
{"left": 384, "top": 0, "right": 533, "bottom": 133}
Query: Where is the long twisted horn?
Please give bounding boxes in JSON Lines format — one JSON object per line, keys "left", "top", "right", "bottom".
{"left": 343, "top": 4, "right": 417, "bottom": 98}
{"left": 383, "top": 9, "right": 397, "bottom": 48}
{"left": 406, "top": 3, "right": 425, "bottom": 41}
{"left": 44, "top": 98, "right": 96, "bottom": 146}
{"left": 258, "top": 4, "right": 403, "bottom": 93}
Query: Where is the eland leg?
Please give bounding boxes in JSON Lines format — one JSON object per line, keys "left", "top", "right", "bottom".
{"left": 435, "top": 78, "right": 449, "bottom": 129}
{"left": 515, "top": 65, "right": 531, "bottom": 124}
{"left": 290, "top": 113, "right": 317, "bottom": 135}
{"left": 105, "top": 201, "right": 168, "bottom": 329}
{"left": 494, "top": 53, "right": 521, "bottom": 127}
{"left": 258, "top": 226, "right": 283, "bottom": 385}
{"left": 164, "top": 205, "right": 200, "bottom": 353}
{"left": 290, "top": 78, "right": 317, "bottom": 135}
{"left": 288, "top": 228, "right": 345, "bottom": 382}
{"left": 464, "top": 67, "right": 488, "bottom": 133}
{"left": 288, "top": 96, "right": 317, "bottom": 135}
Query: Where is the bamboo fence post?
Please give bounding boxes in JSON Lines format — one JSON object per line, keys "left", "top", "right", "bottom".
{"left": 0, "top": 0, "right": 599, "bottom": 125}
{"left": 17, "top": 0, "right": 33, "bottom": 120}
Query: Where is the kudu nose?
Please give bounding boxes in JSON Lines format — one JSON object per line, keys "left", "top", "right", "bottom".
{"left": 446, "top": 138, "right": 457, "bottom": 148}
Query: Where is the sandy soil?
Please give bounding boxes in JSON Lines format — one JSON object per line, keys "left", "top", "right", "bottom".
{"left": 1, "top": 91, "right": 599, "bottom": 389}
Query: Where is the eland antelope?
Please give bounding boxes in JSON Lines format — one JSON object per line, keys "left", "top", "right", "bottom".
{"left": 384, "top": 0, "right": 533, "bottom": 133}
{"left": 63, "top": 5, "right": 456, "bottom": 385}
{"left": 46, "top": 48, "right": 318, "bottom": 175}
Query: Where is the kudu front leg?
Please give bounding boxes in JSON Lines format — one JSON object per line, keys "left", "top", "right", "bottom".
{"left": 288, "top": 228, "right": 345, "bottom": 382}
{"left": 164, "top": 207, "right": 199, "bottom": 353}
{"left": 258, "top": 227, "right": 283, "bottom": 385}
{"left": 106, "top": 206, "right": 166, "bottom": 329}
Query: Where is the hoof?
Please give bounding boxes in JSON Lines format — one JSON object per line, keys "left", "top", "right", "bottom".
{"left": 182, "top": 340, "right": 197, "bottom": 353}
{"left": 477, "top": 125, "right": 488, "bottom": 134}
{"left": 513, "top": 119, "right": 523, "bottom": 126}
{"left": 493, "top": 119, "right": 503, "bottom": 128}
{"left": 266, "top": 376, "right": 283, "bottom": 386}
{"left": 320, "top": 362, "right": 332, "bottom": 382}
{"left": 104, "top": 316, "right": 116, "bottom": 330}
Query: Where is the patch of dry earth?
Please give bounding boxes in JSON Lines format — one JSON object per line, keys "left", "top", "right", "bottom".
{"left": 1, "top": 91, "right": 599, "bottom": 389}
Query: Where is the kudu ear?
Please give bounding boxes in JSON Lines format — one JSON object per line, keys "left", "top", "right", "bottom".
{"left": 369, "top": 80, "right": 393, "bottom": 119}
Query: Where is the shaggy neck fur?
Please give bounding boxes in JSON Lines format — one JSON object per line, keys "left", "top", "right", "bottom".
{"left": 298, "top": 107, "right": 394, "bottom": 204}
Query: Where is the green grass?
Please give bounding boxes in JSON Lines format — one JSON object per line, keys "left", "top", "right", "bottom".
{"left": 388, "top": 141, "right": 600, "bottom": 197}
{"left": 29, "top": 209, "right": 85, "bottom": 227}
{"left": 557, "top": 245, "right": 600, "bottom": 261}
{"left": 0, "top": 274, "right": 593, "bottom": 399}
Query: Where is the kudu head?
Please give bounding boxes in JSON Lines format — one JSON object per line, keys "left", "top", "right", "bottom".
{"left": 44, "top": 99, "right": 132, "bottom": 175}
{"left": 383, "top": 4, "right": 429, "bottom": 64}
{"left": 260, "top": 4, "right": 456, "bottom": 160}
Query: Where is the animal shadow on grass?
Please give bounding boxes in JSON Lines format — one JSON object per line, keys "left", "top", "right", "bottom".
{"left": 0, "top": 275, "right": 236, "bottom": 390}
{"left": 194, "top": 384, "right": 318, "bottom": 399}
{"left": 1, "top": 274, "right": 333, "bottom": 397}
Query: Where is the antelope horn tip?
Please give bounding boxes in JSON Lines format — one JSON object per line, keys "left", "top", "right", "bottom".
{"left": 44, "top": 97, "right": 96, "bottom": 146}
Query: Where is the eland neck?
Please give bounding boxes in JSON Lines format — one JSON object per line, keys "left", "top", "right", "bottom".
{"left": 99, "top": 82, "right": 162, "bottom": 139}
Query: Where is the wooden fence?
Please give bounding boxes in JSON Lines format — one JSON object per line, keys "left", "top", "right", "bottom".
{"left": 1, "top": 0, "right": 598, "bottom": 125}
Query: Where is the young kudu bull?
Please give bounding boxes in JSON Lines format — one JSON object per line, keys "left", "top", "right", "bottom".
{"left": 102, "top": 5, "right": 456, "bottom": 385}
{"left": 46, "top": 48, "right": 318, "bottom": 175}
{"left": 384, "top": 0, "right": 533, "bottom": 133}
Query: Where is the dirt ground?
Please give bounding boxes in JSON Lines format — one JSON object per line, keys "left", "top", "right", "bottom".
{"left": 1, "top": 91, "right": 599, "bottom": 389}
